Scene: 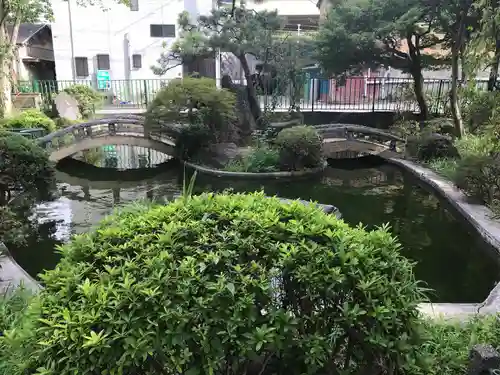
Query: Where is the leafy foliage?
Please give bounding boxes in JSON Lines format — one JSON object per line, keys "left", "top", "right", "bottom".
{"left": 460, "top": 88, "right": 500, "bottom": 133}
{"left": 0, "top": 132, "right": 55, "bottom": 205}
{"left": 2, "top": 109, "right": 56, "bottom": 133}
{"left": 17, "top": 192, "right": 426, "bottom": 375}
{"left": 63, "top": 85, "right": 102, "bottom": 119}
{"left": 454, "top": 154, "right": 500, "bottom": 203}
{"left": 0, "top": 288, "right": 38, "bottom": 375}
{"left": 413, "top": 135, "right": 460, "bottom": 162}
{"left": 274, "top": 125, "right": 324, "bottom": 170}
{"left": 314, "top": 0, "right": 446, "bottom": 119}
{"left": 224, "top": 146, "right": 280, "bottom": 172}
{"left": 146, "top": 77, "right": 237, "bottom": 159}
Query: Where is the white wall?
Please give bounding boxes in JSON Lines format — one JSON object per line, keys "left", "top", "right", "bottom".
{"left": 50, "top": 0, "right": 200, "bottom": 83}
{"left": 248, "top": 0, "right": 319, "bottom": 16}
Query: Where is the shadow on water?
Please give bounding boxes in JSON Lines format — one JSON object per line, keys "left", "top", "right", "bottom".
{"left": 8, "top": 152, "right": 500, "bottom": 303}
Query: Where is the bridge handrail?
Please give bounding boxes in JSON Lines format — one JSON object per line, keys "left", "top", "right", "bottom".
{"left": 37, "top": 117, "right": 179, "bottom": 145}
{"left": 314, "top": 124, "right": 406, "bottom": 143}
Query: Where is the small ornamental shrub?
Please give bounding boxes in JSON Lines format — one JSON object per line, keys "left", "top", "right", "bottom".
{"left": 0, "top": 132, "right": 55, "bottom": 204}
{"left": 461, "top": 88, "right": 500, "bottom": 133}
{"left": 63, "top": 84, "right": 102, "bottom": 118}
{"left": 22, "top": 192, "right": 426, "bottom": 375}
{"left": 224, "top": 146, "right": 280, "bottom": 172}
{"left": 2, "top": 109, "right": 56, "bottom": 134}
{"left": 275, "top": 125, "right": 323, "bottom": 170}
{"left": 453, "top": 154, "right": 500, "bottom": 204}
{"left": 414, "top": 134, "right": 460, "bottom": 162}
{"left": 145, "top": 77, "right": 237, "bottom": 152}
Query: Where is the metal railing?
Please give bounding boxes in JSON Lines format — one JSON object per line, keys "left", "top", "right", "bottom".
{"left": 13, "top": 76, "right": 492, "bottom": 114}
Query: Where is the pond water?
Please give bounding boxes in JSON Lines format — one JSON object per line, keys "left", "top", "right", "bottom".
{"left": 9, "top": 149, "right": 500, "bottom": 303}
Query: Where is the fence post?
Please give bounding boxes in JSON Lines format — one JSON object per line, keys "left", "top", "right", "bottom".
{"left": 371, "top": 77, "right": 377, "bottom": 112}
{"left": 436, "top": 79, "right": 444, "bottom": 115}
{"left": 143, "top": 80, "right": 148, "bottom": 107}
{"left": 311, "top": 79, "right": 315, "bottom": 112}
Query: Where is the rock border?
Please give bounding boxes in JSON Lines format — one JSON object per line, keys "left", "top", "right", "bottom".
{"left": 183, "top": 160, "right": 327, "bottom": 179}
{"left": 387, "top": 157, "right": 500, "bottom": 320}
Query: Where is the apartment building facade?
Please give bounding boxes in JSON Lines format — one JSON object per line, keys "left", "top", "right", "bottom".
{"left": 50, "top": 0, "right": 319, "bottom": 83}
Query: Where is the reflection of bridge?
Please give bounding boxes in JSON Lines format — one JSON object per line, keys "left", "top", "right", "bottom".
{"left": 37, "top": 117, "right": 405, "bottom": 162}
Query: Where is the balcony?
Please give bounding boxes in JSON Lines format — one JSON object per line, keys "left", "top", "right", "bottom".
{"left": 24, "top": 45, "right": 55, "bottom": 62}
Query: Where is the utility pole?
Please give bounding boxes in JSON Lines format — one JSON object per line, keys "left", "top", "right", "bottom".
{"left": 213, "top": 0, "right": 221, "bottom": 88}
{"left": 67, "top": 0, "right": 76, "bottom": 81}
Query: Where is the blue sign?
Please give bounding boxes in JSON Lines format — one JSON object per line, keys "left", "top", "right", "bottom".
{"left": 97, "top": 70, "right": 110, "bottom": 90}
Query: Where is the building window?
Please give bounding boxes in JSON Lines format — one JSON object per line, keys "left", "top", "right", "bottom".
{"left": 130, "top": 0, "right": 138, "bottom": 11}
{"left": 132, "top": 54, "right": 142, "bottom": 69}
{"left": 150, "top": 24, "right": 176, "bottom": 38}
{"left": 74, "top": 57, "right": 89, "bottom": 77}
{"left": 96, "top": 54, "right": 110, "bottom": 70}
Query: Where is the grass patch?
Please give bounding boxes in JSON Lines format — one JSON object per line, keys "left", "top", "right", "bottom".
{"left": 223, "top": 146, "right": 280, "bottom": 173}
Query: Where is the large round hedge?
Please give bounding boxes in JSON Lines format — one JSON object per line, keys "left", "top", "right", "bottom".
{"left": 26, "top": 192, "right": 425, "bottom": 375}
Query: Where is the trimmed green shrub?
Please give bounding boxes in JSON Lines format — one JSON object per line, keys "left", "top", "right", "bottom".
{"left": 275, "top": 125, "right": 323, "bottom": 170}
{"left": 21, "top": 192, "right": 425, "bottom": 375}
{"left": 0, "top": 132, "right": 55, "bottom": 204}
{"left": 63, "top": 85, "right": 102, "bottom": 119}
{"left": 146, "top": 77, "right": 237, "bottom": 152}
{"left": 2, "top": 109, "right": 56, "bottom": 133}
{"left": 224, "top": 146, "right": 280, "bottom": 172}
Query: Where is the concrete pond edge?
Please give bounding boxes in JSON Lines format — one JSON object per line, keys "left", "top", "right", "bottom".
{"left": 0, "top": 241, "right": 41, "bottom": 294}
{"left": 182, "top": 160, "right": 327, "bottom": 179}
{"left": 387, "top": 157, "right": 500, "bottom": 320}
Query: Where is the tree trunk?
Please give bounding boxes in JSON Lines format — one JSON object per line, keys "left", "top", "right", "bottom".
{"left": 0, "top": 17, "right": 21, "bottom": 117}
{"left": 450, "top": 48, "right": 465, "bottom": 137}
{"left": 238, "top": 54, "right": 263, "bottom": 125}
{"left": 406, "top": 35, "right": 429, "bottom": 121}
{"left": 488, "top": 37, "right": 500, "bottom": 91}
{"left": 410, "top": 68, "right": 428, "bottom": 121}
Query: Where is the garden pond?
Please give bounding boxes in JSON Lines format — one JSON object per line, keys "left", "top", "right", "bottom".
{"left": 9, "top": 151, "right": 500, "bottom": 304}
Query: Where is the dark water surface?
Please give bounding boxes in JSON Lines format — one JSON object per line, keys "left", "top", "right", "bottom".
{"left": 11, "top": 156, "right": 500, "bottom": 303}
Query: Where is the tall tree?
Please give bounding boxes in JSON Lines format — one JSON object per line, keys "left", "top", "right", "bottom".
{"left": 315, "top": 0, "right": 444, "bottom": 120}
{"left": 426, "top": 0, "right": 476, "bottom": 136}
{"left": 468, "top": 0, "right": 500, "bottom": 90}
{"left": 152, "top": 4, "right": 287, "bottom": 124}
{"left": 0, "top": 0, "right": 53, "bottom": 116}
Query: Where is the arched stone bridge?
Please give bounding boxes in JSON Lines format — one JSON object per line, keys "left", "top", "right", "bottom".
{"left": 37, "top": 116, "right": 179, "bottom": 162}
{"left": 37, "top": 117, "right": 406, "bottom": 162}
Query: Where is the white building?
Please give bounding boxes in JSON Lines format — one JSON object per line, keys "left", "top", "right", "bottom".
{"left": 50, "top": 0, "right": 319, "bottom": 87}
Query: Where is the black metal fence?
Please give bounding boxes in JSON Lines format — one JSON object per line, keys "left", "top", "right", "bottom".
{"left": 13, "top": 77, "right": 491, "bottom": 113}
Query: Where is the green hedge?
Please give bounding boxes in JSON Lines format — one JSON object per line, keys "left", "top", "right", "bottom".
{"left": 19, "top": 192, "right": 424, "bottom": 375}
{"left": 2, "top": 109, "right": 56, "bottom": 134}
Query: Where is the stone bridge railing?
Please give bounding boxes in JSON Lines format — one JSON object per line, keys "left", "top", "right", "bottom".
{"left": 314, "top": 124, "right": 406, "bottom": 152}
{"left": 37, "top": 117, "right": 179, "bottom": 154}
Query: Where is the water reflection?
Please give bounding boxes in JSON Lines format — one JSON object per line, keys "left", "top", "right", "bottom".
{"left": 9, "top": 154, "right": 500, "bottom": 303}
